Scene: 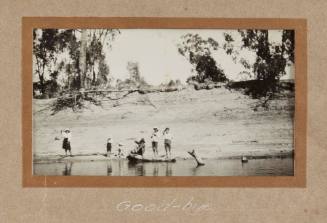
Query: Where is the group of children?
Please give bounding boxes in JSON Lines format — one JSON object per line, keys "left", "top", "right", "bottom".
{"left": 107, "top": 127, "right": 173, "bottom": 159}
{"left": 60, "top": 127, "right": 173, "bottom": 158}
{"left": 106, "top": 137, "right": 124, "bottom": 158}
{"left": 151, "top": 127, "right": 173, "bottom": 159}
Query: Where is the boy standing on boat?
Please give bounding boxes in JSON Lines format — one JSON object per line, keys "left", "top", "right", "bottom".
{"left": 151, "top": 127, "right": 159, "bottom": 158}
{"left": 61, "top": 129, "right": 72, "bottom": 156}
{"left": 163, "top": 128, "right": 172, "bottom": 158}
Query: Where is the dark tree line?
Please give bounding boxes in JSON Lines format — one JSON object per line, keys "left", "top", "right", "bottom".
{"left": 33, "top": 29, "right": 120, "bottom": 98}
{"left": 177, "top": 30, "right": 295, "bottom": 98}
{"left": 33, "top": 28, "right": 295, "bottom": 106}
{"left": 237, "top": 30, "right": 294, "bottom": 97}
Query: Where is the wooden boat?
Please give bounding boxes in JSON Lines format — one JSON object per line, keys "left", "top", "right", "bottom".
{"left": 127, "top": 154, "right": 176, "bottom": 163}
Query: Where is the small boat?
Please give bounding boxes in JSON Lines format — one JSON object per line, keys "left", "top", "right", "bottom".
{"left": 241, "top": 156, "right": 248, "bottom": 163}
{"left": 127, "top": 154, "right": 176, "bottom": 163}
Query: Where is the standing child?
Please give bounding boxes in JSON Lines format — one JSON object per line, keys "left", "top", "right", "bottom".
{"left": 106, "top": 137, "right": 113, "bottom": 157}
{"left": 117, "top": 148, "right": 123, "bottom": 158}
{"left": 163, "top": 127, "right": 172, "bottom": 158}
{"left": 151, "top": 127, "right": 159, "bottom": 158}
{"left": 61, "top": 129, "right": 72, "bottom": 156}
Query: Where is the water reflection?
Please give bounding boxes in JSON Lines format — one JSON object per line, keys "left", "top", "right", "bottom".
{"left": 190, "top": 164, "right": 204, "bottom": 176}
{"left": 127, "top": 162, "right": 146, "bottom": 176}
{"left": 153, "top": 163, "right": 159, "bottom": 176}
{"left": 117, "top": 159, "right": 124, "bottom": 176}
{"left": 34, "top": 158, "right": 294, "bottom": 176}
{"left": 106, "top": 161, "right": 112, "bottom": 176}
{"left": 62, "top": 162, "right": 73, "bottom": 176}
{"left": 165, "top": 163, "right": 173, "bottom": 176}
{"left": 135, "top": 164, "right": 146, "bottom": 176}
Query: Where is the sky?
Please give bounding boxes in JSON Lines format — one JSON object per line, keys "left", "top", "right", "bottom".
{"left": 104, "top": 29, "right": 294, "bottom": 85}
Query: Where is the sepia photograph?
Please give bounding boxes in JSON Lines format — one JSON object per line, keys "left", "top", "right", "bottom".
{"left": 32, "top": 27, "right": 295, "bottom": 177}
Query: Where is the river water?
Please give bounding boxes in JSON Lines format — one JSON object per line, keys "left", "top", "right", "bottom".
{"left": 33, "top": 157, "right": 293, "bottom": 176}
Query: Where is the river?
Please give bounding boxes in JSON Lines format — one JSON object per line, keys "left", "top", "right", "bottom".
{"left": 33, "top": 157, "right": 293, "bottom": 176}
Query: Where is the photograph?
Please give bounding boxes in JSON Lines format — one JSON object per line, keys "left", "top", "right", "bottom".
{"left": 32, "top": 27, "right": 295, "bottom": 177}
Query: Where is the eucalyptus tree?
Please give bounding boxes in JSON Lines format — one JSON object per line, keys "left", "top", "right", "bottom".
{"left": 33, "top": 28, "right": 120, "bottom": 94}
{"left": 177, "top": 33, "right": 227, "bottom": 83}
{"left": 223, "top": 30, "right": 295, "bottom": 97}
{"left": 33, "top": 29, "right": 69, "bottom": 93}
{"left": 75, "top": 29, "right": 120, "bottom": 89}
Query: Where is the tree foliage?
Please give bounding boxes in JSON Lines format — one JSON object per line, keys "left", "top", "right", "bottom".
{"left": 33, "top": 29, "right": 120, "bottom": 97}
{"left": 281, "top": 30, "right": 295, "bottom": 63}
{"left": 177, "top": 33, "right": 227, "bottom": 83}
{"left": 33, "top": 29, "right": 61, "bottom": 94}
{"left": 127, "top": 61, "right": 141, "bottom": 82}
{"left": 195, "top": 55, "right": 227, "bottom": 83}
{"left": 226, "top": 30, "right": 295, "bottom": 98}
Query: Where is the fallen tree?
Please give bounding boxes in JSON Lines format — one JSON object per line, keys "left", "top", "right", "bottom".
{"left": 50, "top": 87, "right": 180, "bottom": 114}
{"left": 188, "top": 150, "right": 205, "bottom": 166}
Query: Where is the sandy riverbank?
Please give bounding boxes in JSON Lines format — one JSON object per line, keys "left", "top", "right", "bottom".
{"left": 33, "top": 86, "right": 294, "bottom": 161}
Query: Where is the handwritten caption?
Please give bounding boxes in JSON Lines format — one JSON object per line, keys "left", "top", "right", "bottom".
{"left": 116, "top": 197, "right": 212, "bottom": 215}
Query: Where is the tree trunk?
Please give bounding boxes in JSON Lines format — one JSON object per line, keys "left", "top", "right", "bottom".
{"left": 188, "top": 150, "right": 205, "bottom": 166}
{"left": 79, "top": 29, "right": 87, "bottom": 89}
{"left": 39, "top": 74, "right": 45, "bottom": 94}
{"left": 35, "top": 57, "right": 45, "bottom": 94}
{"left": 39, "top": 63, "right": 46, "bottom": 95}
{"left": 257, "top": 30, "right": 270, "bottom": 61}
